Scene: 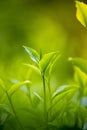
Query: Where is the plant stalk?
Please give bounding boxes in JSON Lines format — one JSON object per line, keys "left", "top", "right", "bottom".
{"left": 48, "top": 75, "right": 52, "bottom": 103}
{"left": 42, "top": 74, "right": 48, "bottom": 124}
{"left": 6, "top": 91, "right": 24, "bottom": 130}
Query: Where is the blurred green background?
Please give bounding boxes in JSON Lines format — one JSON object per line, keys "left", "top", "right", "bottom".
{"left": 0, "top": 0, "right": 87, "bottom": 85}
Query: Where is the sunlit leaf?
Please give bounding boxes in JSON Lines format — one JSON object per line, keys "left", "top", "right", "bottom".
{"left": 23, "top": 46, "right": 40, "bottom": 64}
{"left": 52, "top": 85, "right": 77, "bottom": 101}
{"left": 69, "top": 57, "right": 87, "bottom": 74}
{"left": 8, "top": 80, "right": 31, "bottom": 96}
{"left": 49, "top": 87, "right": 77, "bottom": 114}
{"left": 0, "top": 79, "right": 7, "bottom": 92}
{"left": 23, "top": 63, "right": 41, "bottom": 74}
{"left": 74, "top": 66, "right": 87, "bottom": 88}
{"left": 49, "top": 52, "right": 60, "bottom": 74}
{"left": 76, "top": 1, "right": 87, "bottom": 28}
{"left": 33, "top": 92, "right": 42, "bottom": 101}
{"left": 39, "top": 52, "right": 58, "bottom": 73}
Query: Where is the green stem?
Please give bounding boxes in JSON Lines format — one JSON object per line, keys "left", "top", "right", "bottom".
{"left": 48, "top": 76, "right": 52, "bottom": 103}
{"left": 42, "top": 74, "right": 47, "bottom": 124}
{"left": 48, "top": 75, "right": 52, "bottom": 122}
{"left": 6, "top": 91, "right": 24, "bottom": 130}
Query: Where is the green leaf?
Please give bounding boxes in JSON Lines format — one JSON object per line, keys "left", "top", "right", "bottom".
{"left": 0, "top": 104, "right": 11, "bottom": 114}
{"left": 47, "top": 124, "right": 58, "bottom": 130}
{"left": 48, "top": 52, "right": 60, "bottom": 74}
{"left": 33, "top": 92, "right": 42, "bottom": 101}
{"left": 49, "top": 86, "right": 77, "bottom": 113}
{"left": 52, "top": 85, "right": 77, "bottom": 101}
{"left": 33, "top": 92, "right": 43, "bottom": 107}
{"left": 23, "top": 46, "right": 40, "bottom": 64}
{"left": 0, "top": 79, "right": 6, "bottom": 92}
{"left": 76, "top": 1, "right": 87, "bottom": 28}
{"left": 22, "top": 63, "right": 41, "bottom": 74}
{"left": 39, "top": 51, "right": 58, "bottom": 73}
{"left": 0, "top": 104, "right": 12, "bottom": 125}
{"left": 77, "top": 106, "right": 87, "bottom": 128}
{"left": 8, "top": 80, "right": 31, "bottom": 96}
{"left": 69, "top": 57, "right": 87, "bottom": 74}
{"left": 74, "top": 66, "right": 87, "bottom": 88}
{"left": 49, "top": 99, "right": 66, "bottom": 122}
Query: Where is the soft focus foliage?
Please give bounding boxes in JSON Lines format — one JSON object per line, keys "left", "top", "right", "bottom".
{"left": 76, "top": 1, "right": 87, "bottom": 28}
{"left": 0, "top": 0, "right": 87, "bottom": 83}
{"left": 0, "top": 0, "right": 87, "bottom": 130}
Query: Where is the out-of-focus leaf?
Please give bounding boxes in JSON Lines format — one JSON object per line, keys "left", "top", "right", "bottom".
{"left": 39, "top": 52, "right": 58, "bottom": 73}
{"left": 69, "top": 57, "right": 87, "bottom": 74}
{"left": 0, "top": 79, "right": 6, "bottom": 92}
{"left": 20, "top": 107, "right": 39, "bottom": 118}
{"left": 33, "top": 92, "right": 43, "bottom": 108}
{"left": 77, "top": 106, "right": 87, "bottom": 129}
{"left": 21, "top": 86, "right": 28, "bottom": 93}
{"left": 23, "top": 63, "right": 41, "bottom": 74}
{"left": 52, "top": 85, "right": 78, "bottom": 101}
{"left": 49, "top": 87, "right": 77, "bottom": 114}
{"left": 52, "top": 85, "right": 68, "bottom": 99}
{"left": 23, "top": 46, "right": 40, "bottom": 64}
{"left": 0, "top": 104, "right": 11, "bottom": 125}
{"left": 0, "top": 104, "right": 11, "bottom": 115}
{"left": 74, "top": 66, "right": 87, "bottom": 88}
{"left": 8, "top": 80, "right": 31, "bottom": 96}
{"left": 76, "top": 1, "right": 87, "bottom": 28}
{"left": 49, "top": 99, "right": 66, "bottom": 122}
{"left": 33, "top": 92, "right": 42, "bottom": 101}
{"left": 47, "top": 124, "right": 58, "bottom": 130}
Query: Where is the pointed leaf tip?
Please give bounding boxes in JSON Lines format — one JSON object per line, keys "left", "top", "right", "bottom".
{"left": 76, "top": 1, "right": 87, "bottom": 28}
{"left": 22, "top": 63, "right": 41, "bottom": 74}
{"left": 39, "top": 51, "right": 59, "bottom": 73}
{"left": 70, "top": 58, "right": 87, "bottom": 74}
{"left": 8, "top": 80, "right": 31, "bottom": 96}
{"left": 23, "top": 46, "right": 40, "bottom": 64}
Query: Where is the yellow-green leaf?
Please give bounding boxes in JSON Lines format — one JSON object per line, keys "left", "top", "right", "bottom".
{"left": 8, "top": 80, "right": 31, "bottom": 96}
{"left": 0, "top": 79, "right": 7, "bottom": 91}
{"left": 69, "top": 57, "right": 87, "bottom": 74}
{"left": 49, "top": 52, "right": 60, "bottom": 74}
{"left": 23, "top": 63, "right": 41, "bottom": 74}
{"left": 76, "top": 1, "right": 87, "bottom": 28}
{"left": 52, "top": 85, "right": 77, "bottom": 101}
{"left": 33, "top": 92, "right": 42, "bottom": 101}
{"left": 23, "top": 46, "right": 40, "bottom": 64}
{"left": 39, "top": 52, "right": 58, "bottom": 73}
{"left": 74, "top": 66, "right": 87, "bottom": 88}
